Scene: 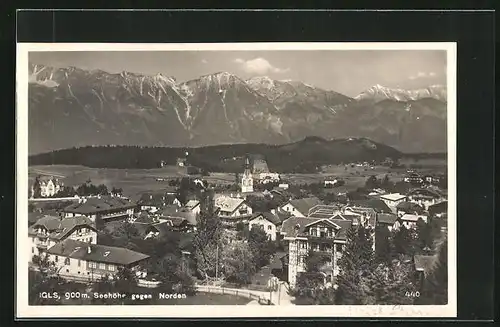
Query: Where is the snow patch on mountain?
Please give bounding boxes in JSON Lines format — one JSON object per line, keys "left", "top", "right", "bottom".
{"left": 355, "top": 84, "right": 447, "bottom": 102}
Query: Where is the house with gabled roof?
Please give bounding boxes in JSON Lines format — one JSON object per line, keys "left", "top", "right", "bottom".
{"left": 184, "top": 199, "right": 201, "bottom": 215}
{"left": 28, "top": 215, "right": 97, "bottom": 260}
{"left": 407, "top": 188, "right": 446, "bottom": 210}
{"left": 62, "top": 196, "right": 137, "bottom": 227}
{"left": 248, "top": 212, "right": 282, "bottom": 241}
{"left": 45, "top": 239, "right": 150, "bottom": 282}
{"left": 280, "top": 216, "right": 353, "bottom": 288}
{"left": 214, "top": 196, "right": 253, "bottom": 227}
{"left": 377, "top": 193, "right": 407, "bottom": 211}
{"left": 279, "top": 197, "right": 323, "bottom": 218}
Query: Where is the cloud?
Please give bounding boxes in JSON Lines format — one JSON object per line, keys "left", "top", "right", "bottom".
{"left": 201, "top": 59, "right": 208, "bottom": 64}
{"left": 233, "top": 57, "right": 290, "bottom": 75}
{"left": 409, "top": 71, "right": 437, "bottom": 80}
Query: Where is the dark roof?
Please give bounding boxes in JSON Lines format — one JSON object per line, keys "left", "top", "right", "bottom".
{"left": 286, "top": 197, "right": 323, "bottom": 215}
{"left": 137, "top": 192, "right": 166, "bottom": 207}
{"left": 250, "top": 212, "right": 281, "bottom": 225}
{"left": 351, "top": 199, "right": 392, "bottom": 213}
{"left": 428, "top": 201, "right": 447, "bottom": 214}
{"left": 414, "top": 255, "right": 435, "bottom": 275}
{"left": 133, "top": 211, "right": 159, "bottom": 224}
{"left": 160, "top": 206, "right": 197, "bottom": 226}
{"left": 308, "top": 204, "right": 341, "bottom": 217}
{"left": 396, "top": 201, "right": 425, "bottom": 213}
{"left": 63, "top": 196, "right": 137, "bottom": 214}
{"left": 275, "top": 210, "right": 291, "bottom": 222}
{"left": 407, "top": 188, "right": 444, "bottom": 199}
{"left": 29, "top": 215, "right": 96, "bottom": 240}
{"left": 280, "top": 216, "right": 352, "bottom": 241}
{"left": 377, "top": 213, "right": 398, "bottom": 225}
{"left": 47, "top": 239, "right": 150, "bottom": 266}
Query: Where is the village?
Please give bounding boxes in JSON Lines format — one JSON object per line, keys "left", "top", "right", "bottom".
{"left": 27, "top": 153, "right": 448, "bottom": 306}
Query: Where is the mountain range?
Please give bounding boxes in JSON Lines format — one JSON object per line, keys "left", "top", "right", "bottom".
{"left": 27, "top": 63, "right": 447, "bottom": 154}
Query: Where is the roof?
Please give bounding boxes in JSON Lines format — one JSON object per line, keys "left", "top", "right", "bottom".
{"left": 308, "top": 204, "right": 341, "bottom": 217}
{"left": 428, "top": 201, "right": 447, "bottom": 214}
{"left": 332, "top": 213, "right": 359, "bottom": 221}
{"left": 407, "top": 188, "right": 444, "bottom": 199}
{"left": 214, "top": 196, "right": 246, "bottom": 213}
{"left": 351, "top": 199, "right": 392, "bottom": 213}
{"left": 159, "top": 206, "right": 197, "bottom": 226}
{"left": 29, "top": 215, "right": 96, "bottom": 240}
{"left": 185, "top": 200, "right": 200, "bottom": 209}
{"left": 47, "top": 239, "right": 149, "bottom": 266}
{"left": 136, "top": 192, "right": 166, "bottom": 207}
{"left": 414, "top": 255, "right": 435, "bottom": 274}
{"left": 396, "top": 201, "right": 425, "bottom": 214}
{"left": 250, "top": 212, "right": 281, "bottom": 225}
{"left": 63, "top": 196, "right": 137, "bottom": 214}
{"left": 401, "top": 214, "right": 428, "bottom": 222}
{"left": 133, "top": 211, "right": 159, "bottom": 224}
{"left": 377, "top": 213, "right": 398, "bottom": 225}
{"left": 379, "top": 193, "right": 407, "bottom": 202}
{"left": 285, "top": 197, "right": 323, "bottom": 215}
{"left": 280, "top": 216, "right": 352, "bottom": 241}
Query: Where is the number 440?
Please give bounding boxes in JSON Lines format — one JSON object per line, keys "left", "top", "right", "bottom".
{"left": 405, "top": 291, "right": 421, "bottom": 298}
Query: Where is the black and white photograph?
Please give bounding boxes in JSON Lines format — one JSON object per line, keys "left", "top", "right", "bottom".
{"left": 16, "top": 42, "right": 456, "bottom": 318}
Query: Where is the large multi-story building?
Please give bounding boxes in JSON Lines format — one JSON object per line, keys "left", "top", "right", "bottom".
{"left": 280, "top": 215, "right": 353, "bottom": 288}
{"left": 28, "top": 215, "right": 97, "bottom": 260}
{"left": 62, "top": 196, "right": 137, "bottom": 227}
{"left": 30, "top": 176, "right": 63, "bottom": 198}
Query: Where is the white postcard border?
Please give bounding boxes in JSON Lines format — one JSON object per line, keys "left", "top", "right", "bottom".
{"left": 16, "top": 42, "right": 457, "bottom": 318}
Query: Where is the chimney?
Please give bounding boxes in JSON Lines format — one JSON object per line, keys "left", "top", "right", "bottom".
{"left": 87, "top": 246, "right": 92, "bottom": 254}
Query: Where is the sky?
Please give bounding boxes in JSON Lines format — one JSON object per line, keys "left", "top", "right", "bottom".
{"left": 29, "top": 50, "right": 446, "bottom": 97}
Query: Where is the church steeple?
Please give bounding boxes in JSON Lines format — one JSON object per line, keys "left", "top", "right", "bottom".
{"left": 241, "top": 156, "right": 254, "bottom": 193}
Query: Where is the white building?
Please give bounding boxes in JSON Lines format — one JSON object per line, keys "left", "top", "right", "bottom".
{"left": 280, "top": 216, "right": 353, "bottom": 288}
{"left": 378, "top": 193, "right": 407, "bottom": 211}
{"left": 31, "top": 177, "right": 63, "bottom": 198}
{"left": 44, "top": 239, "right": 150, "bottom": 282}
{"left": 241, "top": 157, "right": 254, "bottom": 193}
{"left": 248, "top": 212, "right": 281, "bottom": 241}
{"left": 28, "top": 215, "right": 97, "bottom": 260}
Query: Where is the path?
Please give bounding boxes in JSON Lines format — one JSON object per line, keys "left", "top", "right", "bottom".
{"left": 195, "top": 284, "right": 294, "bottom": 305}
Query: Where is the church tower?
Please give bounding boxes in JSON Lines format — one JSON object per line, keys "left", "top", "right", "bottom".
{"left": 241, "top": 157, "right": 254, "bottom": 193}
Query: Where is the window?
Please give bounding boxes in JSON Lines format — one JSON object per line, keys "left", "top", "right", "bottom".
{"left": 31, "top": 247, "right": 34, "bottom": 254}
{"left": 108, "top": 265, "right": 115, "bottom": 272}
{"left": 55, "top": 256, "right": 58, "bottom": 263}
{"left": 66, "top": 269, "right": 69, "bottom": 273}
{"left": 99, "top": 263, "right": 106, "bottom": 270}
{"left": 64, "top": 257, "right": 70, "bottom": 265}
{"left": 89, "top": 237, "right": 93, "bottom": 243}
{"left": 267, "top": 225, "right": 272, "bottom": 230}
{"left": 78, "top": 260, "right": 81, "bottom": 267}
{"left": 89, "top": 262, "right": 97, "bottom": 269}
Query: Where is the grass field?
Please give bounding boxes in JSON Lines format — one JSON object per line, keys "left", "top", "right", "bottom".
{"left": 28, "top": 162, "right": 446, "bottom": 199}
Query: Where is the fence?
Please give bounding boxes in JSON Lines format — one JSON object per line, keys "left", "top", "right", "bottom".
{"left": 195, "top": 285, "right": 273, "bottom": 305}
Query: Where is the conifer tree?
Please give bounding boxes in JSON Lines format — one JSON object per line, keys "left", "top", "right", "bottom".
{"left": 335, "top": 225, "right": 375, "bottom": 304}
{"left": 418, "top": 233, "right": 448, "bottom": 304}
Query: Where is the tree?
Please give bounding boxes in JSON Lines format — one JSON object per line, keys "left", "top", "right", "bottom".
{"left": 335, "top": 226, "right": 375, "bottom": 305}
{"left": 193, "top": 191, "right": 224, "bottom": 280}
{"left": 248, "top": 227, "right": 277, "bottom": 269}
{"left": 32, "top": 176, "right": 42, "bottom": 198}
{"left": 392, "top": 226, "right": 418, "bottom": 257}
{"left": 365, "top": 175, "right": 379, "bottom": 190}
{"left": 417, "top": 233, "right": 448, "bottom": 305}
{"left": 369, "top": 260, "right": 418, "bottom": 305}
{"left": 375, "top": 225, "right": 395, "bottom": 264}
{"left": 221, "top": 242, "right": 256, "bottom": 285}
{"left": 111, "top": 187, "right": 123, "bottom": 196}
{"left": 290, "top": 250, "right": 334, "bottom": 304}
{"left": 381, "top": 174, "right": 393, "bottom": 190}
{"left": 29, "top": 254, "right": 67, "bottom": 305}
